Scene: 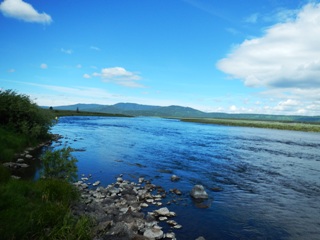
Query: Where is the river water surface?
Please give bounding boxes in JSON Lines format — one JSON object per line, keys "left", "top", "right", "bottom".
{"left": 46, "top": 116, "right": 320, "bottom": 239}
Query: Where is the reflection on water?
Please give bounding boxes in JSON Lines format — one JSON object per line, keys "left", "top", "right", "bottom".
{"left": 43, "top": 116, "right": 320, "bottom": 239}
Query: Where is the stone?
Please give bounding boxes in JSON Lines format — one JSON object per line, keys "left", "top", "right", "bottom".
{"left": 195, "top": 237, "right": 206, "bottom": 240}
{"left": 190, "top": 185, "right": 208, "bottom": 199}
{"left": 11, "top": 175, "right": 21, "bottom": 180}
{"left": 165, "top": 232, "right": 176, "bottom": 239}
{"left": 143, "top": 227, "right": 164, "bottom": 239}
{"left": 16, "top": 158, "right": 24, "bottom": 163}
{"left": 154, "top": 207, "right": 170, "bottom": 216}
{"left": 171, "top": 174, "right": 180, "bottom": 182}
{"left": 92, "top": 181, "right": 100, "bottom": 186}
{"left": 25, "top": 154, "right": 33, "bottom": 159}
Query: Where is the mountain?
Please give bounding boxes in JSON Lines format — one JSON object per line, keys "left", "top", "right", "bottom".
{"left": 45, "top": 103, "right": 320, "bottom": 123}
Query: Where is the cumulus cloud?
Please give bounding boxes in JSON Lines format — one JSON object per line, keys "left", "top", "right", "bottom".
{"left": 217, "top": 3, "right": 320, "bottom": 90}
{"left": 92, "top": 67, "right": 145, "bottom": 88}
{"left": 40, "top": 63, "right": 47, "bottom": 69}
{"left": 0, "top": 0, "right": 52, "bottom": 24}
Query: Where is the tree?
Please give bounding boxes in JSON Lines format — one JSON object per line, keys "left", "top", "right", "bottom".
{"left": 40, "top": 147, "right": 78, "bottom": 182}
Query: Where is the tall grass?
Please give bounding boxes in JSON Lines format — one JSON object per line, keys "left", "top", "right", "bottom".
{"left": 0, "top": 179, "right": 93, "bottom": 239}
{"left": 0, "top": 127, "right": 29, "bottom": 162}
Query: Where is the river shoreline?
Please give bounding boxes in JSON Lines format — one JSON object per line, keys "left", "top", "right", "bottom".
{"left": 180, "top": 118, "right": 320, "bottom": 132}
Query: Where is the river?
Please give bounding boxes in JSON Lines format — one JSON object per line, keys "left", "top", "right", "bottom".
{"left": 45, "top": 116, "right": 320, "bottom": 239}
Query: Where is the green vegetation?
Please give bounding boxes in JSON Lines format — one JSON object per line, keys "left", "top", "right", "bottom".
{"left": 0, "top": 90, "right": 93, "bottom": 239}
{"left": 181, "top": 118, "right": 320, "bottom": 132}
{"left": 40, "top": 147, "right": 78, "bottom": 182}
{"left": 0, "top": 89, "right": 54, "bottom": 163}
{"left": 0, "top": 179, "right": 93, "bottom": 239}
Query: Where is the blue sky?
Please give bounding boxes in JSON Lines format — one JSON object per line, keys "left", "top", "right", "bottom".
{"left": 1, "top": 0, "right": 320, "bottom": 115}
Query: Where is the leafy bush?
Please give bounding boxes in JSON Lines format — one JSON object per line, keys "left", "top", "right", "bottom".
{"left": 40, "top": 147, "right": 78, "bottom": 182}
{"left": 0, "top": 89, "right": 54, "bottom": 141}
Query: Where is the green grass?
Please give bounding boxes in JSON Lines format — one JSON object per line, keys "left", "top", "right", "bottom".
{"left": 0, "top": 127, "right": 30, "bottom": 162}
{"left": 0, "top": 179, "right": 93, "bottom": 240}
{"left": 181, "top": 118, "right": 320, "bottom": 132}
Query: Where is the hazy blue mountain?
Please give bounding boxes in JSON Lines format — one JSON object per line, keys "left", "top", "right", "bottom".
{"left": 45, "top": 102, "right": 320, "bottom": 122}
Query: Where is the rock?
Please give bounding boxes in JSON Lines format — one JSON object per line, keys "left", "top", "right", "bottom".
{"left": 173, "top": 224, "right": 182, "bottom": 229}
{"left": 171, "top": 175, "right": 180, "bottom": 182}
{"left": 195, "top": 237, "right": 206, "bottom": 240}
{"left": 25, "top": 154, "right": 33, "bottom": 159}
{"left": 11, "top": 175, "right": 21, "bottom": 180}
{"left": 16, "top": 158, "right": 24, "bottom": 163}
{"left": 19, "top": 163, "right": 29, "bottom": 168}
{"left": 190, "top": 185, "right": 208, "bottom": 199}
{"left": 165, "top": 232, "right": 176, "bottom": 239}
{"left": 143, "top": 227, "right": 164, "bottom": 239}
{"left": 154, "top": 207, "right": 170, "bottom": 216}
{"left": 93, "top": 181, "right": 100, "bottom": 186}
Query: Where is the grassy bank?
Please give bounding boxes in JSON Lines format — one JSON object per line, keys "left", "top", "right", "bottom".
{"left": 181, "top": 118, "right": 320, "bottom": 132}
{"left": 0, "top": 179, "right": 93, "bottom": 239}
{"left": 0, "top": 89, "right": 93, "bottom": 239}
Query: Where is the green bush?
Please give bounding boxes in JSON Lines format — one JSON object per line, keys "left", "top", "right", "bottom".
{"left": 40, "top": 147, "right": 78, "bottom": 182}
{"left": 0, "top": 89, "right": 54, "bottom": 141}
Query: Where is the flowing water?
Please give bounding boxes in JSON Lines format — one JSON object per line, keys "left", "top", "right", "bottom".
{"left": 44, "top": 116, "right": 320, "bottom": 239}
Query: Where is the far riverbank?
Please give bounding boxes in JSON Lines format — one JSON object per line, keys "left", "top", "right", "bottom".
{"left": 180, "top": 118, "right": 320, "bottom": 132}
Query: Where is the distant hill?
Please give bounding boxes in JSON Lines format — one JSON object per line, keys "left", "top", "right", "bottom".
{"left": 44, "top": 103, "right": 320, "bottom": 123}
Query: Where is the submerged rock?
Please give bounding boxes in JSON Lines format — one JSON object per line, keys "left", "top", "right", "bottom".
{"left": 190, "top": 185, "right": 209, "bottom": 199}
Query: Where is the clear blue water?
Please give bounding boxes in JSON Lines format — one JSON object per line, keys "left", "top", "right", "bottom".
{"left": 47, "top": 116, "right": 320, "bottom": 240}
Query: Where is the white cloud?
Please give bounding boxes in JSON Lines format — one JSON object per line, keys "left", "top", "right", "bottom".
{"left": 40, "top": 63, "right": 47, "bottom": 69}
{"left": 76, "top": 64, "right": 82, "bottom": 69}
{"left": 61, "top": 48, "right": 73, "bottom": 54}
{"left": 92, "top": 67, "right": 145, "bottom": 88}
{"left": 0, "top": 0, "right": 52, "bottom": 24}
{"left": 217, "top": 3, "right": 320, "bottom": 115}
{"left": 8, "top": 68, "right": 15, "bottom": 73}
{"left": 83, "top": 73, "right": 91, "bottom": 79}
{"left": 217, "top": 3, "right": 320, "bottom": 90}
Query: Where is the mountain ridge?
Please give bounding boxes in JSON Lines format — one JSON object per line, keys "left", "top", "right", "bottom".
{"left": 44, "top": 103, "right": 320, "bottom": 122}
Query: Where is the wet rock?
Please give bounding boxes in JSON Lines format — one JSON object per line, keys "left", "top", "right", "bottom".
{"left": 25, "top": 154, "right": 33, "bottom": 159}
{"left": 143, "top": 227, "right": 164, "bottom": 239}
{"left": 154, "top": 207, "right": 170, "bottom": 216}
{"left": 195, "top": 237, "right": 206, "bottom": 240}
{"left": 93, "top": 181, "right": 101, "bottom": 186}
{"left": 190, "top": 185, "right": 208, "bottom": 199}
{"left": 171, "top": 175, "right": 180, "bottom": 182}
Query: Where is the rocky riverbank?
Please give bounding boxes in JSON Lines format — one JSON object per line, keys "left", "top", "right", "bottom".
{"left": 2, "top": 134, "right": 63, "bottom": 179}
{"left": 72, "top": 174, "right": 208, "bottom": 240}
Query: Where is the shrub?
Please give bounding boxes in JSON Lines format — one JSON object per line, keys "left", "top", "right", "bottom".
{"left": 40, "top": 147, "right": 78, "bottom": 182}
{"left": 0, "top": 89, "right": 54, "bottom": 141}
